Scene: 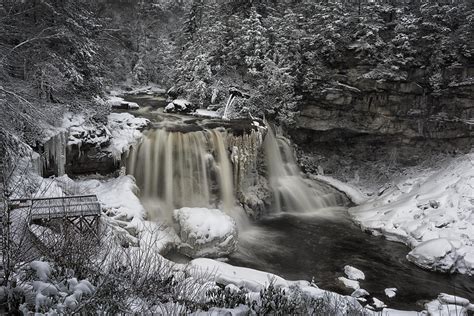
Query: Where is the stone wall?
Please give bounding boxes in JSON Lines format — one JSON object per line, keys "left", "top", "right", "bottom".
{"left": 291, "top": 65, "right": 473, "bottom": 168}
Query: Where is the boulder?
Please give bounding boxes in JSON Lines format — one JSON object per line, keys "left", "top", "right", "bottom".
{"left": 173, "top": 207, "right": 238, "bottom": 258}
{"left": 164, "top": 99, "right": 195, "bottom": 113}
{"left": 406, "top": 238, "right": 458, "bottom": 272}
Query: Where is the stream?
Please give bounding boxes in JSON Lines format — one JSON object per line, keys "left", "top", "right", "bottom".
{"left": 122, "top": 94, "right": 473, "bottom": 311}
{"left": 229, "top": 209, "right": 473, "bottom": 311}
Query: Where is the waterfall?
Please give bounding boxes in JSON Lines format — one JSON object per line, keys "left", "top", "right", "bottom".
{"left": 127, "top": 128, "right": 238, "bottom": 221}
{"left": 264, "top": 127, "right": 340, "bottom": 213}
{"left": 222, "top": 94, "right": 236, "bottom": 120}
{"left": 127, "top": 121, "right": 341, "bottom": 224}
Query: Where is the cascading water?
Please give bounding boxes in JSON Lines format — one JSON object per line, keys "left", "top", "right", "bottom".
{"left": 127, "top": 119, "right": 342, "bottom": 222}
{"left": 127, "top": 128, "right": 238, "bottom": 222}
{"left": 264, "top": 127, "right": 341, "bottom": 212}
{"left": 222, "top": 94, "right": 236, "bottom": 120}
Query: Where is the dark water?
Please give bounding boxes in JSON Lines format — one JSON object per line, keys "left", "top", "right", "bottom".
{"left": 228, "top": 209, "right": 474, "bottom": 311}
{"left": 123, "top": 94, "right": 168, "bottom": 108}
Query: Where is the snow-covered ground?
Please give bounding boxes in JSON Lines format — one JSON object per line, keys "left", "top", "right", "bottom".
{"left": 325, "top": 152, "right": 474, "bottom": 275}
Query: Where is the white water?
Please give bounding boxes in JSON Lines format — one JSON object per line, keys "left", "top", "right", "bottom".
{"left": 127, "top": 128, "right": 238, "bottom": 222}
{"left": 222, "top": 94, "right": 235, "bottom": 120}
{"left": 264, "top": 127, "right": 340, "bottom": 213}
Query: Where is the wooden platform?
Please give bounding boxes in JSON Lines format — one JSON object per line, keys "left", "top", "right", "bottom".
{"left": 4, "top": 195, "right": 102, "bottom": 261}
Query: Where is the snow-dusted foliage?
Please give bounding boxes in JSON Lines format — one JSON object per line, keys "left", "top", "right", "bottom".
{"left": 17, "top": 261, "right": 96, "bottom": 314}
{"left": 167, "top": 1, "right": 472, "bottom": 126}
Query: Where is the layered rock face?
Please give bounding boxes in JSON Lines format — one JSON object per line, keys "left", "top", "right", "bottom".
{"left": 291, "top": 66, "right": 473, "bottom": 167}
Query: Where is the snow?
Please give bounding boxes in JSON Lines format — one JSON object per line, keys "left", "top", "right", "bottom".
{"left": 78, "top": 175, "right": 178, "bottom": 252}
{"left": 110, "top": 84, "right": 166, "bottom": 96}
{"left": 406, "top": 238, "right": 460, "bottom": 272}
{"left": 375, "top": 309, "right": 419, "bottom": 316}
{"left": 173, "top": 208, "right": 238, "bottom": 258}
{"left": 30, "top": 261, "right": 51, "bottom": 282}
{"left": 315, "top": 175, "right": 368, "bottom": 205}
{"left": 344, "top": 265, "right": 365, "bottom": 280}
{"left": 81, "top": 175, "right": 144, "bottom": 221}
{"left": 188, "top": 258, "right": 291, "bottom": 292}
{"left": 106, "top": 112, "right": 149, "bottom": 159}
{"left": 372, "top": 297, "right": 387, "bottom": 309}
{"left": 164, "top": 99, "right": 193, "bottom": 113}
{"left": 437, "top": 293, "right": 471, "bottom": 307}
{"left": 63, "top": 112, "right": 110, "bottom": 147}
{"left": 351, "top": 288, "right": 370, "bottom": 298}
{"left": 61, "top": 112, "right": 148, "bottom": 161}
{"left": 349, "top": 153, "right": 474, "bottom": 274}
{"left": 194, "top": 109, "right": 221, "bottom": 118}
{"left": 188, "top": 258, "right": 370, "bottom": 315}
{"left": 25, "top": 260, "right": 96, "bottom": 313}
{"left": 384, "top": 288, "right": 397, "bottom": 298}
{"left": 106, "top": 96, "right": 139, "bottom": 109}
{"left": 425, "top": 296, "right": 473, "bottom": 316}
{"left": 337, "top": 277, "right": 360, "bottom": 290}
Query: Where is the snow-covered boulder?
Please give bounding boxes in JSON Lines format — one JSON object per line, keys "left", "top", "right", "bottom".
{"left": 173, "top": 208, "right": 238, "bottom": 258}
{"left": 337, "top": 277, "right": 360, "bottom": 290}
{"left": 406, "top": 238, "right": 472, "bottom": 273}
{"left": 107, "top": 96, "right": 139, "bottom": 110}
{"left": 164, "top": 99, "right": 195, "bottom": 114}
{"left": 384, "top": 288, "right": 397, "bottom": 298}
{"left": 344, "top": 265, "right": 365, "bottom": 281}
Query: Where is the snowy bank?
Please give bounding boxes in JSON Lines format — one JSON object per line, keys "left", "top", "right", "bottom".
{"left": 78, "top": 175, "right": 177, "bottom": 251}
{"left": 314, "top": 175, "right": 368, "bottom": 205}
{"left": 349, "top": 153, "right": 474, "bottom": 274}
{"left": 62, "top": 111, "right": 149, "bottom": 161}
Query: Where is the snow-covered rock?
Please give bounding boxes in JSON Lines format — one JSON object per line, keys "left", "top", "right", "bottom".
{"left": 164, "top": 99, "right": 195, "bottom": 113}
{"left": 337, "top": 277, "right": 360, "bottom": 290}
{"left": 189, "top": 258, "right": 289, "bottom": 292}
{"left": 315, "top": 175, "right": 368, "bottom": 205}
{"left": 384, "top": 288, "right": 397, "bottom": 298}
{"left": 372, "top": 297, "right": 386, "bottom": 309}
{"left": 173, "top": 208, "right": 238, "bottom": 258}
{"left": 193, "top": 109, "right": 221, "bottom": 118}
{"left": 351, "top": 288, "right": 370, "bottom": 298}
{"left": 107, "top": 96, "right": 139, "bottom": 110}
{"left": 349, "top": 153, "right": 474, "bottom": 274}
{"left": 106, "top": 112, "right": 149, "bottom": 159}
{"left": 406, "top": 238, "right": 463, "bottom": 272}
{"left": 344, "top": 265, "right": 365, "bottom": 280}
{"left": 63, "top": 112, "right": 110, "bottom": 148}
